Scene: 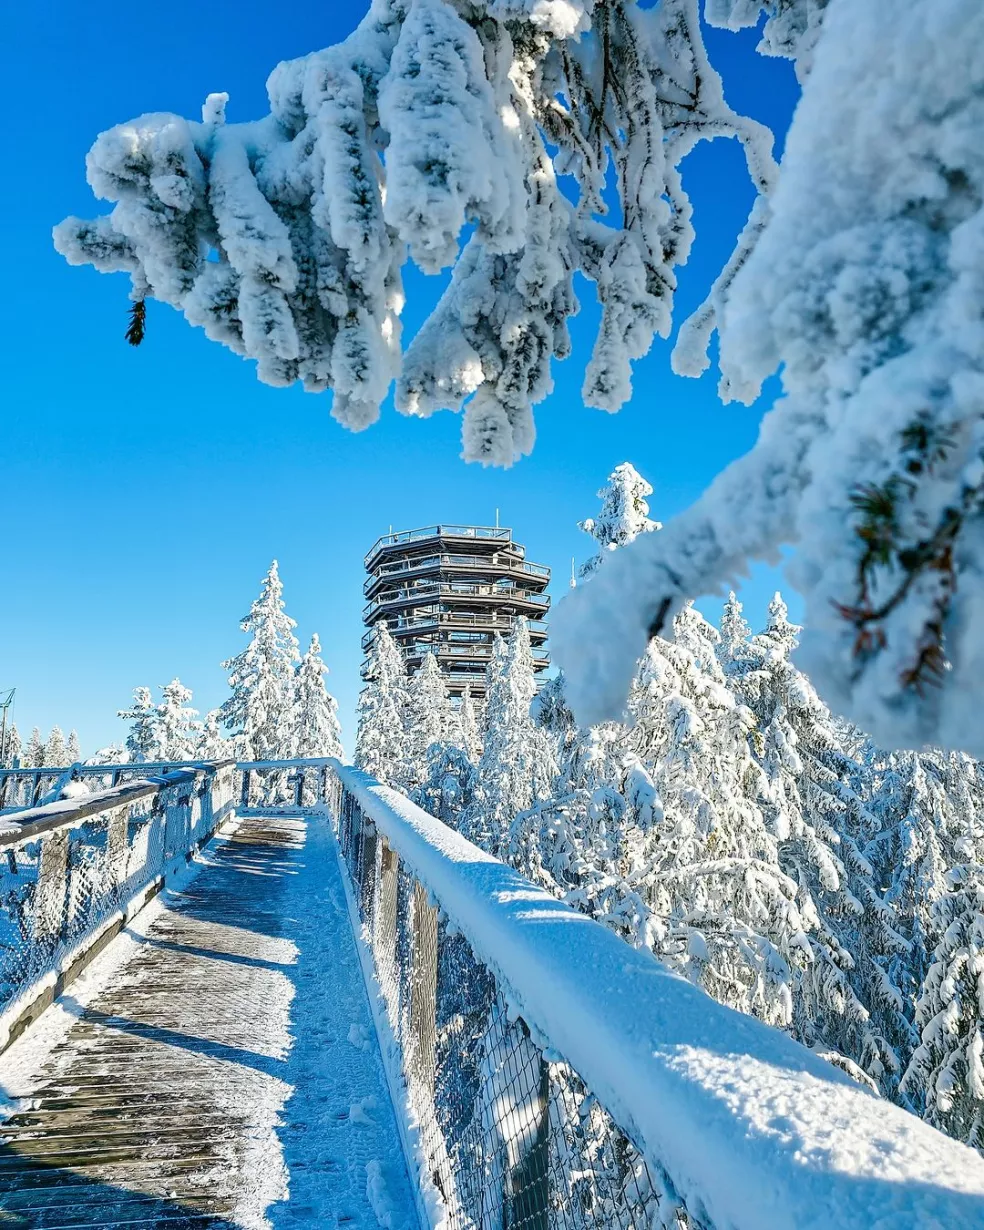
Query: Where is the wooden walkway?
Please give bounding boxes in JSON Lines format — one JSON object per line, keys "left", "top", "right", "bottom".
{"left": 0, "top": 814, "right": 417, "bottom": 1229}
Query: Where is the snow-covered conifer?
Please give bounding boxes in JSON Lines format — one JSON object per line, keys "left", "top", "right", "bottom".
{"left": 903, "top": 863, "right": 984, "bottom": 1149}
{"left": 717, "top": 590, "right": 752, "bottom": 675}
{"left": 66, "top": 729, "right": 81, "bottom": 763}
{"left": 199, "top": 709, "right": 233, "bottom": 761}
{"left": 220, "top": 561, "right": 300, "bottom": 760}
{"left": 156, "top": 679, "right": 202, "bottom": 761}
{"left": 45, "top": 726, "right": 67, "bottom": 766}
{"left": 3, "top": 723, "right": 21, "bottom": 768}
{"left": 413, "top": 743, "right": 478, "bottom": 829}
{"left": 466, "top": 621, "right": 557, "bottom": 856}
{"left": 355, "top": 624, "right": 409, "bottom": 786}
{"left": 293, "top": 633, "right": 344, "bottom": 760}
{"left": 738, "top": 595, "right": 913, "bottom": 1092}
{"left": 579, "top": 462, "right": 660, "bottom": 579}
{"left": 404, "top": 652, "right": 458, "bottom": 789}
{"left": 24, "top": 727, "right": 45, "bottom": 768}
{"left": 458, "top": 684, "right": 482, "bottom": 764}
{"left": 118, "top": 689, "right": 162, "bottom": 762}
{"left": 626, "top": 606, "right": 807, "bottom": 1026}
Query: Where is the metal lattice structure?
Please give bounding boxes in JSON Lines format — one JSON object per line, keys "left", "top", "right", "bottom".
{"left": 329, "top": 764, "right": 694, "bottom": 1230}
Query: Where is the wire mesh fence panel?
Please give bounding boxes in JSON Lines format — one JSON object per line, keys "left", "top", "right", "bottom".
{"left": 332, "top": 773, "right": 700, "bottom": 1230}
{"left": 0, "top": 766, "right": 235, "bottom": 1017}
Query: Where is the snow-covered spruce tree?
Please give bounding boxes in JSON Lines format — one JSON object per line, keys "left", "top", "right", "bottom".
{"left": 3, "top": 723, "right": 21, "bottom": 769}
{"left": 118, "top": 689, "right": 162, "bottom": 763}
{"left": 23, "top": 727, "right": 44, "bottom": 769}
{"left": 354, "top": 623, "right": 409, "bottom": 786}
{"left": 54, "top": 0, "right": 776, "bottom": 467}
{"left": 66, "top": 729, "right": 81, "bottom": 763}
{"left": 403, "top": 652, "right": 459, "bottom": 790}
{"left": 458, "top": 683, "right": 482, "bottom": 764}
{"left": 733, "top": 594, "right": 913, "bottom": 1092}
{"left": 156, "top": 679, "right": 203, "bottom": 761}
{"left": 717, "top": 590, "right": 752, "bottom": 676}
{"left": 220, "top": 561, "right": 300, "bottom": 760}
{"left": 292, "top": 633, "right": 344, "bottom": 760}
{"left": 902, "top": 862, "right": 984, "bottom": 1150}
{"left": 626, "top": 605, "right": 809, "bottom": 1027}
{"left": 578, "top": 461, "right": 661, "bottom": 578}
{"left": 199, "top": 709, "right": 233, "bottom": 761}
{"left": 864, "top": 745, "right": 975, "bottom": 1089}
{"left": 413, "top": 743, "right": 478, "bottom": 828}
{"left": 466, "top": 621, "right": 557, "bottom": 856}
{"left": 45, "top": 726, "right": 67, "bottom": 767}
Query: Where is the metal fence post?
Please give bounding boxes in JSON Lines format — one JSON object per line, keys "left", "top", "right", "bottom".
{"left": 34, "top": 832, "right": 69, "bottom": 944}
{"left": 360, "top": 822, "right": 378, "bottom": 924}
{"left": 376, "top": 839, "right": 399, "bottom": 965}
{"left": 106, "top": 804, "right": 130, "bottom": 887}
{"left": 409, "top": 880, "right": 439, "bottom": 1098}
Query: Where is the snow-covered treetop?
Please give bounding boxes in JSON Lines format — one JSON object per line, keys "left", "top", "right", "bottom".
{"left": 221, "top": 560, "right": 300, "bottom": 759}
{"left": 54, "top": 0, "right": 776, "bottom": 467}
{"left": 579, "top": 461, "right": 661, "bottom": 578}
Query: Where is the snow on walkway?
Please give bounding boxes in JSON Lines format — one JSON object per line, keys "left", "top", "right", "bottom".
{"left": 0, "top": 812, "right": 418, "bottom": 1229}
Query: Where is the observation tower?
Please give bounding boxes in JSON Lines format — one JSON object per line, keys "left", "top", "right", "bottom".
{"left": 362, "top": 524, "right": 550, "bottom": 698}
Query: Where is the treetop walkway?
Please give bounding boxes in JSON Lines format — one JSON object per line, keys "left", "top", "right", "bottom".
{"left": 0, "top": 759, "right": 981, "bottom": 1229}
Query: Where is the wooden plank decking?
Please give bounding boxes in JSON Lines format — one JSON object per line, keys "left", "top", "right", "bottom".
{"left": 0, "top": 814, "right": 417, "bottom": 1229}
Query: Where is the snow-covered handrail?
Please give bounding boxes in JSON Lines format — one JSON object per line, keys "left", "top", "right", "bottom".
{"left": 0, "top": 770, "right": 197, "bottom": 847}
{"left": 328, "top": 761, "right": 984, "bottom": 1230}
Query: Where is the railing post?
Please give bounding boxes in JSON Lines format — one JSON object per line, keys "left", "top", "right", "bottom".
{"left": 409, "top": 880, "right": 438, "bottom": 1098}
{"left": 360, "top": 821, "right": 378, "bottom": 924}
{"left": 288, "top": 770, "right": 304, "bottom": 809}
{"left": 34, "top": 832, "right": 69, "bottom": 944}
{"left": 376, "top": 839, "right": 399, "bottom": 965}
{"left": 106, "top": 803, "right": 130, "bottom": 887}
{"left": 240, "top": 768, "right": 252, "bottom": 810}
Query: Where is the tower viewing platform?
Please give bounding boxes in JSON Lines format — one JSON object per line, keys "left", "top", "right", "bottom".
{"left": 362, "top": 523, "right": 550, "bottom": 697}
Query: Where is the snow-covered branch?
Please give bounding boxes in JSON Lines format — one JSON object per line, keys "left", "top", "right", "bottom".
{"left": 556, "top": 0, "right": 984, "bottom": 756}
{"left": 54, "top": 0, "right": 775, "bottom": 466}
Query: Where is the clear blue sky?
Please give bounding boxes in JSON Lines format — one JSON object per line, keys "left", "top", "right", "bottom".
{"left": 1, "top": 3, "right": 800, "bottom": 756}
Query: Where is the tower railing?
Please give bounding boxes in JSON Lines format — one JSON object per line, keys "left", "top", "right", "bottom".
{"left": 365, "top": 525, "right": 514, "bottom": 566}
{"left": 324, "top": 760, "right": 984, "bottom": 1230}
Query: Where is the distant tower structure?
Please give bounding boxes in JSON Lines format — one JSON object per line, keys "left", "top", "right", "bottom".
{"left": 362, "top": 524, "right": 551, "bottom": 698}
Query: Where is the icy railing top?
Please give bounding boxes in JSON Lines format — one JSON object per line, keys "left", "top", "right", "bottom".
{"left": 365, "top": 525, "right": 513, "bottom": 565}
{"left": 0, "top": 771, "right": 199, "bottom": 845}
{"left": 329, "top": 760, "right": 984, "bottom": 1230}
